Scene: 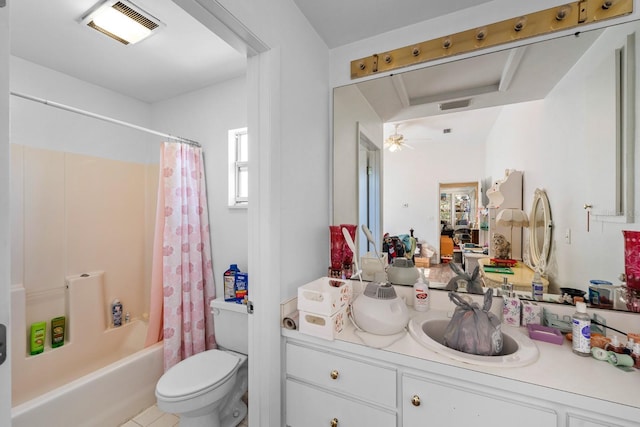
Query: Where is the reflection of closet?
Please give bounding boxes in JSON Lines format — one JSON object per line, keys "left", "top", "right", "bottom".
{"left": 487, "top": 170, "right": 523, "bottom": 259}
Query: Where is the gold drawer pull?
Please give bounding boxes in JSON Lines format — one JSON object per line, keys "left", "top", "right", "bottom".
{"left": 330, "top": 418, "right": 339, "bottom": 427}
{"left": 411, "top": 395, "right": 421, "bottom": 406}
{"left": 330, "top": 370, "right": 339, "bottom": 380}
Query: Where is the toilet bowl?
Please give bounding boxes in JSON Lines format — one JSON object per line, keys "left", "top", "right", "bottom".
{"left": 155, "top": 298, "right": 249, "bottom": 427}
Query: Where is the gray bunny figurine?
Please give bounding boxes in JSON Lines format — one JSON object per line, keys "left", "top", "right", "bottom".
{"left": 444, "top": 263, "right": 484, "bottom": 294}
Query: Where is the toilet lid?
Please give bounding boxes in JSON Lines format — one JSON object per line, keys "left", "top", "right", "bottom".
{"left": 156, "top": 350, "right": 240, "bottom": 399}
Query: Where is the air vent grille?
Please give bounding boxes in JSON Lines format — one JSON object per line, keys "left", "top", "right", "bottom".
{"left": 439, "top": 99, "right": 471, "bottom": 111}
{"left": 112, "top": 1, "right": 159, "bottom": 31}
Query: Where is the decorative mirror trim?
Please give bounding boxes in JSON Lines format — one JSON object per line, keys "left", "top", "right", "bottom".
{"left": 350, "top": 0, "right": 633, "bottom": 79}
{"left": 525, "top": 189, "right": 552, "bottom": 274}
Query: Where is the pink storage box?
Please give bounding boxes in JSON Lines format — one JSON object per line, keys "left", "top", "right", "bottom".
{"left": 299, "top": 306, "right": 348, "bottom": 341}
{"left": 297, "top": 277, "right": 352, "bottom": 316}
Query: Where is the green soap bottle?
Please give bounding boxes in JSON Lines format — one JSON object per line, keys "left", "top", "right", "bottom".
{"left": 51, "top": 316, "right": 65, "bottom": 348}
{"left": 30, "top": 321, "right": 46, "bottom": 355}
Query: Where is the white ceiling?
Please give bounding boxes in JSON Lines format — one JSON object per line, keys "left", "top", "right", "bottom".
{"left": 9, "top": 0, "right": 496, "bottom": 104}
{"left": 291, "top": 0, "right": 494, "bottom": 49}
{"left": 7, "top": 0, "right": 606, "bottom": 148}
{"left": 10, "top": 0, "right": 247, "bottom": 103}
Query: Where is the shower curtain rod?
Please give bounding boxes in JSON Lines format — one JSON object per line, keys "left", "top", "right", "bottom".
{"left": 10, "top": 91, "right": 202, "bottom": 148}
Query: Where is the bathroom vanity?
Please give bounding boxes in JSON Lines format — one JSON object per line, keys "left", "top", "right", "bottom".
{"left": 282, "top": 287, "right": 640, "bottom": 427}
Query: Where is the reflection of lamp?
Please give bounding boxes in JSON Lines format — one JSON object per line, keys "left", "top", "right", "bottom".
{"left": 496, "top": 208, "right": 529, "bottom": 259}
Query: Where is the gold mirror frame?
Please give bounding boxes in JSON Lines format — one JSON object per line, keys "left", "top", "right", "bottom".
{"left": 526, "top": 189, "right": 552, "bottom": 274}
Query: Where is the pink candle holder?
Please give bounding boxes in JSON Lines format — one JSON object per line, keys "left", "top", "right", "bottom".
{"left": 329, "top": 225, "right": 344, "bottom": 271}
{"left": 340, "top": 224, "right": 357, "bottom": 267}
{"left": 623, "top": 230, "right": 640, "bottom": 290}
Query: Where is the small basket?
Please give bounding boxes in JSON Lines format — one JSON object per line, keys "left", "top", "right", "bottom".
{"left": 297, "top": 277, "right": 352, "bottom": 316}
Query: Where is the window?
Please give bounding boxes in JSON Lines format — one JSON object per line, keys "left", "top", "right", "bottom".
{"left": 228, "top": 127, "right": 248, "bottom": 207}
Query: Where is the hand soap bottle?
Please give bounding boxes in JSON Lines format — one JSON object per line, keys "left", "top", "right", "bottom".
{"left": 572, "top": 302, "right": 591, "bottom": 356}
{"left": 413, "top": 269, "right": 429, "bottom": 312}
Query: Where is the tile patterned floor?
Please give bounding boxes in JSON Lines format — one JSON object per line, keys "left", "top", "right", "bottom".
{"left": 423, "top": 263, "right": 458, "bottom": 284}
{"left": 121, "top": 392, "right": 248, "bottom": 427}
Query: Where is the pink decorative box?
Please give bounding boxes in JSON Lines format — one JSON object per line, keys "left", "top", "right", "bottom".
{"left": 521, "top": 300, "right": 542, "bottom": 326}
{"left": 502, "top": 296, "right": 521, "bottom": 326}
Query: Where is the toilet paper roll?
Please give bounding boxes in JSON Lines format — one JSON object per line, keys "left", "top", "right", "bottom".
{"left": 283, "top": 311, "right": 299, "bottom": 330}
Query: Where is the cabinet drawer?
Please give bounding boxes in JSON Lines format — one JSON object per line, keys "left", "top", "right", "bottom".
{"left": 286, "top": 343, "right": 396, "bottom": 407}
{"left": 402, "top": 375, "right": 557, "bottom": 427}
{"left": 286, "top": 379, "right": 396, "bottom": 427}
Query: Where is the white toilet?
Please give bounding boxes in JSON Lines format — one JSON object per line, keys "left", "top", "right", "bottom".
{"left": 155, "top": 298, "right": 248, "bottom": 427}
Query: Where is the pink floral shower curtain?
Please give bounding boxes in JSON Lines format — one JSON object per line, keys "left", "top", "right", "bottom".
{"left": 145, "top": 142, "right": 216, "bottom": 371}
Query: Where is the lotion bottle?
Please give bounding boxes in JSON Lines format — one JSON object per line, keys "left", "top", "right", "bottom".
{"left": 531, "top": 271, "right": 544, "bottom": 301}
{"left": 572, "top": 302, "right": 591, "bottom": 356}
{"left": 413, "top": 269, "right": 429, "bottom": 312}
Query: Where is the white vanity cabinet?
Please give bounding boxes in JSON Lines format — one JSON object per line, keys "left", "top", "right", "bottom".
{"left": 283, "top": 331, "right": 640, "bottom": 427}
{"left": 285, "top": 342, "right": 397, "bottom": 426}
{"left": 402, "top": 373, "right": 557, "bottom": 426}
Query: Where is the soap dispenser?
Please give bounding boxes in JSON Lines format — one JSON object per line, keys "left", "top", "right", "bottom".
{"left": 413, "top": 269, "right": 429, "bottom": 312}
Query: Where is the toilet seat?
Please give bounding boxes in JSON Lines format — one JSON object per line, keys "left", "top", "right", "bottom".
{"left": 156, "top": 350, "right": 240, "bottom": 401}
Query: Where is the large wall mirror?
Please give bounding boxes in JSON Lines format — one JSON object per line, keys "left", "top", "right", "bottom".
{"left": 333, "top": 18, "right": 639, "bottom": 308}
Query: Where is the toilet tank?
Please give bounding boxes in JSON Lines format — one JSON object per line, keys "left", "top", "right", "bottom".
{"left": 210, "top": 297, "right": 248, "bottom": 355}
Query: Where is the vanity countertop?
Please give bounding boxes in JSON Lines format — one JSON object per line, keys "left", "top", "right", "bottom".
{"left": 283, "top": 280, "right": 640, "bottom": 413}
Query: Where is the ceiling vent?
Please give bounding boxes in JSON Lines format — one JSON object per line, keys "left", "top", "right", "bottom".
{"left": 80, "top": 0, "right": 164, "bottom": 45}
{"left": 438, "top": 99, "right": 471, "bottom": 111}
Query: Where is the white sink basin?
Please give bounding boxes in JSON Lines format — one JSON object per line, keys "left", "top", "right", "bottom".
{"left": 408, "top": 314, "right": 539, "bottom": 368}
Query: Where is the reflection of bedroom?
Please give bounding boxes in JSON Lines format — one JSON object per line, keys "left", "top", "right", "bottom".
{"left": 439, "top": 184, "right": 478, "bottom": 264}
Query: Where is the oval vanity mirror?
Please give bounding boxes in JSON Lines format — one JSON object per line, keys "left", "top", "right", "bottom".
{"left": 526, "top": 189, "right": 552, "bottom": 274}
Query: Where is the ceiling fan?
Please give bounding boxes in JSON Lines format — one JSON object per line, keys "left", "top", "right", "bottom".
{"left": 384, "top": 124, "right": 414, "bottom": 152}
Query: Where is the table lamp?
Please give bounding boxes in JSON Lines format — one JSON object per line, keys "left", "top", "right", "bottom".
{"left": 496, "top": 208, "right": 529, "bottom": 259}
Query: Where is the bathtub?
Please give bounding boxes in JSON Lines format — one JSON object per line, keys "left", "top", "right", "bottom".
{"left": 11, "top": 273, "right": 164, "bottom": 427}
{"left": 11, "top": 320, "right": 164, "bottom": 427}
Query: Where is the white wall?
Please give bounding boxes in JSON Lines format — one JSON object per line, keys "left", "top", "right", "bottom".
{"left": 206, "top": 3, "right": 331, "bottom": 426}
{"left": 10, "top": 57, "right": 157, "bottom": 163}
{"left": 484, "top": 21, "right": 640, "bottom": 290}
{"left": 216, "top": 0, "right": 331, "bottom": 296}
{"left": 151, "top": 76, "right": 248, "bottom": 298}
{"left": 333, "top": 84, "right": 383, "bottom": 252}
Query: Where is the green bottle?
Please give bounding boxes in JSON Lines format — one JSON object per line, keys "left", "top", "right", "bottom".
{"left": 51, "top": 316, "right": 66, "bottom": 348}
{"left": 30, "top": 321, "right": 46, "bottom": 355}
